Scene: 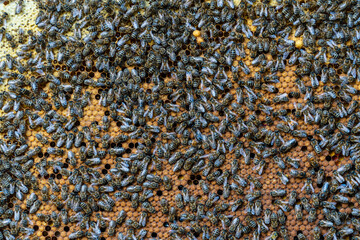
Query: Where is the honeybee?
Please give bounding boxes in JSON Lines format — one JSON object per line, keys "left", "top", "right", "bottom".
{"left": 295, "top": 204, "right": 303, "bottom": 220}
{"left": 107, "top": 220, "right": 116, "bottom": 236}
{"left": 308, "top": 208, "right": 317, "bottom": 223}
{"left": 29, "top": 200, "right": 41, "bottom": 214}
{"left": 270, "top": 189, "right": 287, "bottom": 197}
{"left": 270, "top": 212, "right": 278, "bottom": 229}
{"left": 69, "top": 231, "right": 85, "bottom": 239}
{"left": 26, "top": 193, "right": 38, "bottom": 208}
{"left": 276, "top": 171, "right": 289, "bottom": 185}
{"left": 307, "top": 153, "right": 319, "bottom": 168}
{"left": 115, "top": 210, "right": 127, "bottom": 226}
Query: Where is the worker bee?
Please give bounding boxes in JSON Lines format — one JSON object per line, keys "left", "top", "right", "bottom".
{"left": 312, "top": 226, "right": 321, "bottom": 240}
{"left": 175, "top": 193, "right": 184, "bottom": 209}
{"left": 206, "top": 210, "right": 219, "bottom": 225}
{"left": 270, "top": 189, "right": 287, "bottom": 197}
{"left": 297, "top": 233, "right": 307, "bottom": 240}
{"left": 270, "top": 212, "right": 278, "bottom": 228}
{"left": 26, "top": 193, "right": 37, "bottom": 208}
{"left": 273, "top": 156, "right": 285, "bottom": 169}
{"left": 116, "top": 210, "right": 127, "bottom": 226}
{"left": 273, "top": 93, "right": 289, "bottom": 103}
{"left": 129, "top": 192, "right": 139, "bottom": 209}
{"left": 159, "top": 198, "right": 169, "bottom": 214}
{"left": 317, "top": 168, "right": 325, "bottom": 185}
{"left": 301, "top": 197, "right": 312, "bottom": 212}
{"left": 310, "top": 139, "right": 322, "bottom": 154}
{"left": 167, "top": 206, "right": 177, "bottom": 222}
{"left": 306, "top": 152, "right": 319, "bottom": 168}
{"left": 295, "top": 204, "right": 303, "bottom": 220}
{"left": 97, "top": 200, "right": 113, "bottom": 212}
{"left": 301, "top": 178, "right": 314, "bottom": 194}
{"left": 69, "top": 231, "right": 85, "bottom": 239}
{"left": 280, "top": 139, "right": 297, "bottom": 153}
{"left": 107, "top": 220, "right": 116, "bottom": 236}
{"left": 308, "top": 208, "right": 317, "bottom": 222}
{"left": 333, "top": 194, "right": 349, "bottom": 203}
{"left": 46, "top": 147, "right": 64, "bottom": 156}
{"left": 142, "top": 201, "right": 156, "bottom": 214}
{"left": 29, "top": 200, "right": 41, "bottom": 214}
{"left": 48, "top": 178, "right": 60, "bottom": 192}
{"left": 276, "top": 171, "right": 289, "bottom": 185}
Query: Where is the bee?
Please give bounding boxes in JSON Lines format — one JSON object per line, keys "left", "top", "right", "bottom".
{"left": 319, "top": 219, "right": 335, "bottom": 228}
{"left": 310, "top": 193, "right": 320, "bottom": 208}
{"left": 317, "top": 168, "right": 325, "bottom": 185}
{"left": 101, "top": 134, "right": 111, "bottom": 149}
{"left": 115, "top": 210, "right": 127, "bottom": 226}
{"left": 142, "top": 181, "right": 159, "bottom": 189}
{"left": 206, "top": 210, "right": 218, "bottom": 225}
{"left": 297, "top": 233, "right": 307, "bottom": 240}
{"left": 97, "top": 199, "right": 113, "bottom": 212}
{"left": 40, "top": 185, "right": 50, "bottom": 202}
{"left": 270, "top": 189, "right": 287, "bottom": 197}
{"left": 273, "top": 156, "right": 285, "bottom": 169}
{"left": 270, "top": 212, "right": 278, "bottom": 229}
{"left": 159, "top": 198, "right": 170, "bottom": 215}
{"left": 247, "top": 175, "right": 262, "bottom": 189}
{"left": 301, "top": 197, "right": 312, "bottom": 213}
{"left": 73, "top": 131, "right": 84, "bottom": 148}
{"left": 280, "top": 139, "right": 297, "bottom": 153}
{"left": 252, "top": 199, "right": 262, "bottom": 216}
{"left": 26, "top": 193, "right": 38, "bottom": 209}
{"left": 15, "top": 144, "right": 28, "bottom": 156}
{"left": 306, "top": 207, "right": 317, "bottom": 223}
{"left": 107, "top": 220, "right": 116, "bottom": 236}
{"left": 338, "top": 226, "right": 354, "bottom": 238}
{"left": 27, "top": 146, "right": 41, "bottom": 158}
{"left": 175, "top": 193, "right": 184, "bottom": 209}
{"left": 291, "top": 129, "right": 308, "bottom": 138}
{"left": 29, "top": 200, "right": 41, "bottom": 214}
{"left": 276, "top": 171, "right": 289, "bottom": 185}
{"left": 109, "top": 147, "right": 125, "bottom": 156}
{"left": 101, "top": 115, "right": 110, "bottom": 131}
{"left": 305, "top": 153, "right": 319, "bottom": 169}
{"left": 95, "top": 213, "right": 108, "bottom": 230}
{"left": 89, "top": 121, "right": 100, "bottom": 138}
{"left": 69, "top": 231, "right": 85, "bottom": 239}
{"left": 310, "top": 139, "right": 322, "bottom": 154}
{"left": 333, "top": 194, "right": 349, "bottom": 203}
{"left": 301, "top": 178, "right": 314, "bottom": 194}
{"left": 321, "top": 227, "right": 335, "bottom": 240}
{"left": 166, "top": 206, "right": 177, "bottom": 223}
{"left": 113, "top": 134, "right": 129, "bottom": 144}
{"left": 58, "top": 209, "right": 69, "bottom": 225}
{"left": 48, "top": 178, "right": 60, "bottom": 192}
{"left": 142, "top": 201, "right": 156, "bottom": 214}
{"left": 79, "top": 202, "right": 92, "bottom": 216}
{"left": 46, "top": 147, "right": 64, "bottom": 156}
{"left": 312, "top": 226, "right": 321, "bottom": 240}
{"left": 273, "top": 93, "right": 289, "bottom": 103}
{"left": 129, "top": 192, "right": 139, "bottom": 209}
{"left": 295, "top": 204, "right": 303, "bottom": 220}
{"left": 198, "top": 179, "right": 210, "bottom": 194}
{"left": 65, "top": 133, "right": 74, "bottom": 149}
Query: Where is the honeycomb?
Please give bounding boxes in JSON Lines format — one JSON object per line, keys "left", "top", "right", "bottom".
{"left": 0, "top": 0, "right": 359, "bottom": 240}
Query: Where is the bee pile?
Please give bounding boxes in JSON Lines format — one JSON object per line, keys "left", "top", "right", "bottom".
{"left": 1, "top": 0, "right": 360, "bottom": 239}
